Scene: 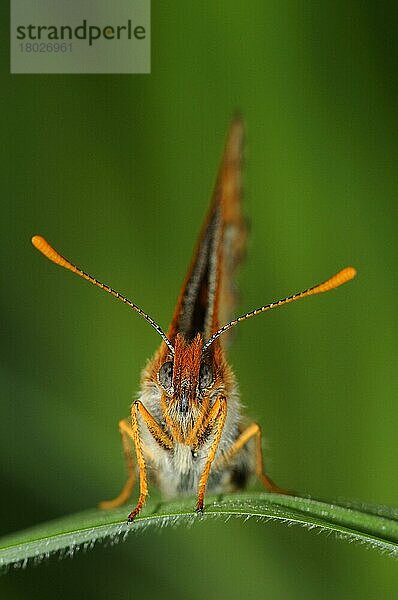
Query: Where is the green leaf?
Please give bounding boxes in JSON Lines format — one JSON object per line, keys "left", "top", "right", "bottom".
{"left": 1, "top": 493, "right": 397, "bottom": 571}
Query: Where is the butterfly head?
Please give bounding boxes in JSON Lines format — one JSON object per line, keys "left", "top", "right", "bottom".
{"left": 156, "top": 333, "right": 216, "bottom": 415}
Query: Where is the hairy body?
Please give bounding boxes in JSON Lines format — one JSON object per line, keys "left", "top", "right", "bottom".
{"left": 138, "top": 349, "right": 249, "bottom": 500}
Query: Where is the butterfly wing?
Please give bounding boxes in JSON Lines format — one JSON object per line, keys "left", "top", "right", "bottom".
{"left": 167, "top": 116, "right": 246, "bottom": 348}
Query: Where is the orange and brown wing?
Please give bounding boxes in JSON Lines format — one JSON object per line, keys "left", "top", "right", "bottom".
{"left": 167, "top": 116, "right": 246, "bottom": 348}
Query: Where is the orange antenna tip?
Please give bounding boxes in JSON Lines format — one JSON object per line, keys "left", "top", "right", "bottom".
{"left": 310, "top": 266, "right": 357, "bottom": 295}
{"left": 32, "top": 235, "right": 74, "bottom": 271}
{"left": 31, "top": 234, "right": 46, "bottom": 251}
{"left": 32, "top": 234, "right": 53, "bottom": 251}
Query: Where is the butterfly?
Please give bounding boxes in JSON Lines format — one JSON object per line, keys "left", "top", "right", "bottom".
{"left": 32, "top": 116, "right": 356, "bottom": 521}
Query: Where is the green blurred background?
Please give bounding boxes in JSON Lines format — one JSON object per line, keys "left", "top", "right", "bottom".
{"left": 2, "top": 1, "right": 398, "bottom": 598}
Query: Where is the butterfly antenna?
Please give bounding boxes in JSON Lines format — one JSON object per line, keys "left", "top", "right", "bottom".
{"left": 32, "top": 235, "right": 175, "bottom": 355}
{"left": 203, "top": 266, "right": 357, "bottom": 351}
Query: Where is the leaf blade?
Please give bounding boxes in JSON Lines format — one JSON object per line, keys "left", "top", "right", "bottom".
{"left": 1, "top": 493, "right": 397, "bottom": 571}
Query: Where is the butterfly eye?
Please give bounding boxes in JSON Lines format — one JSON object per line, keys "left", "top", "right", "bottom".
{"left": 199, "top": 362, "right": 214, "bottom": 390}
{"left": 158, "top": 361, "right": 173, "bottom": 390}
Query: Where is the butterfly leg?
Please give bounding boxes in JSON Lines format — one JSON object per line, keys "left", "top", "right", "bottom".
{"left": 215, "top": 422, "right": 290, "bottom": 494}
{"left": 99, "top": 419, "right": 136, "bottom": 510}
{"left": 195, "top": 395, "right": 227, "bottom": 513}
{"left": 127, "top": 400, "right": 173, "bottom": 522}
